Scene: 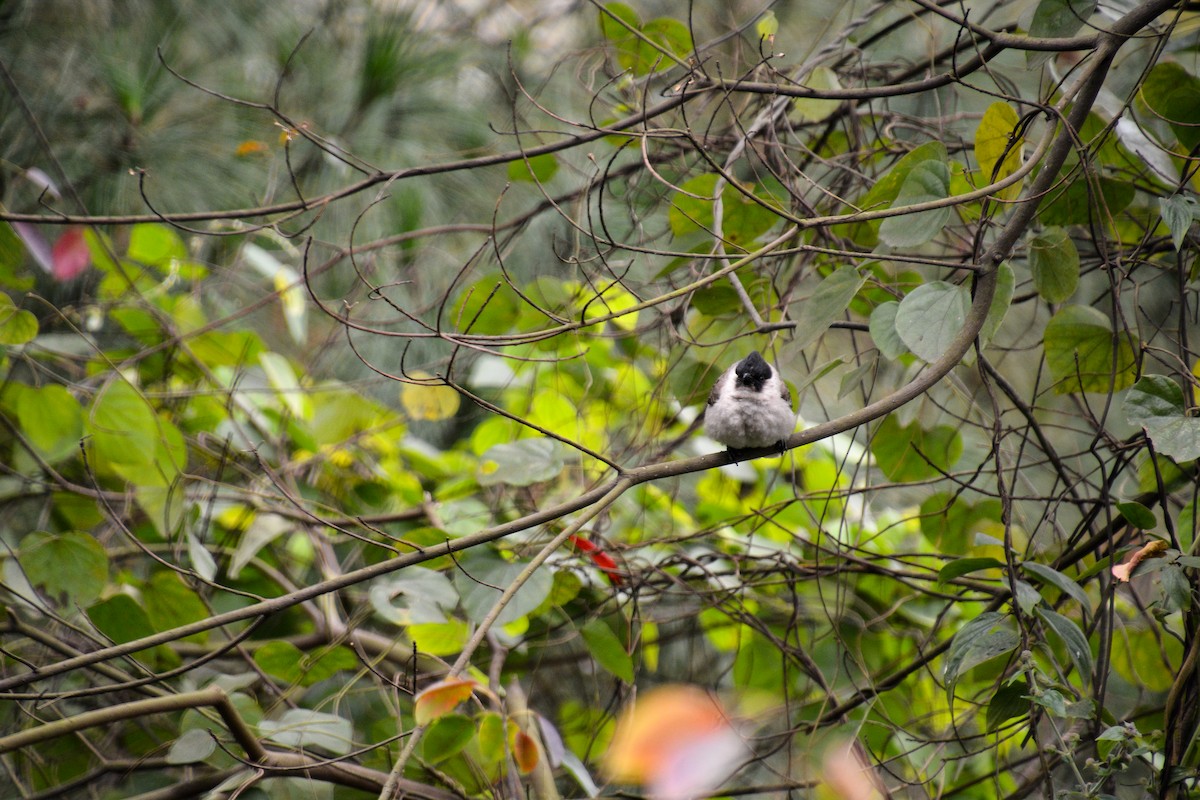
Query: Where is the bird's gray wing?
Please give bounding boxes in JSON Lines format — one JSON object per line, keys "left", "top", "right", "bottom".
{"left": 707, "top": 368, "right": 728, "bottom": 406}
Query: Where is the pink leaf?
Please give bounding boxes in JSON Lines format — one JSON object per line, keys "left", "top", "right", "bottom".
{"left": 11, "top": 222, "right": 53, "bottom": 273}
{"left": 51, "top": 228, "right": 91, "bottom": 281}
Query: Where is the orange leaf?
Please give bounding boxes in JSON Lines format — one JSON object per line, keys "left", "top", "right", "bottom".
{"left": 822, "top": 739, "right": 888, "bottom": 800}
{"left": 604, "top": 685, "right": 731, "bottom": 783}
{"left": 512, "top": 729, "right": 540, "bottom": 774}
{"left": 414, "top": 677, "right": 477, "bottom": 725}
{"left": 1112, "top": 539, "right": 1168, "bottom": 582}
{"left": 235, "top": 140, "right": 269, "bottom": 157}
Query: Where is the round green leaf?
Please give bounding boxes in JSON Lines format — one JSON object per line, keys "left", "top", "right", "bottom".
{"left": 87, "top": 593, "right": 155, "bottom": 644}
{"left": 869, "top": 301, "right": 906, "bottom": 360}
{"left": 142, "top": 571, "right": 209, "bottom": 644}
{"left": 167, "top": 728, "right": 217, "bottom": 765}
{"left": 1027, "top": 227, "right": 1079, "bottom": 303}
{"left": 16, "top": 383, "right": 83, "bottom": 463}
{"left": 456, "top": 550, "right": 553, "bottom": 627}
{"left": 1043, "top": 305, "right": 1136, "bottom": 394}
{"left": 872, "top": 414, "right": 963, "bottom": 482}
{"left": 894, "top": 281, "right": 969, "bottom": 363}
{"left": 1123, "top": 375, "right": 1200, "bottom": 460}
{"left": 423, "top": 714, "right": 476, "bottom": 763}
{"left": 128, "top": 223, "right": 187, "bottom": 270}
{"left": 975, "top": 102, "right": 1024, "bottom": 201}
{"left": 19, "top": 531, "right": 108, "bottom": 605}
{"left": 478, "top": 438, "right": 565, "bottom": 487}
{"left": 0, "top": 292, "right": 38, "bottom": 345}
{"left": 508, "top": 153, "right": 558, "bottom": 183}
{"left": 1141, "top": 62, "right": 1200, "bottom": 151}
{"left": 878, "top": 160, "right": 951, "bottom": 248}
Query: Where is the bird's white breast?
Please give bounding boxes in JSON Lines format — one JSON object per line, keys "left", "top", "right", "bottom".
{"left": 704, "top": 371, "right": 795, "bottom": 449}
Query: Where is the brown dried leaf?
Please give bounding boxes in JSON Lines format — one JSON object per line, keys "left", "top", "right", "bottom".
{"left": 1112, "top": 539, "right": 1169, "bottom": 583}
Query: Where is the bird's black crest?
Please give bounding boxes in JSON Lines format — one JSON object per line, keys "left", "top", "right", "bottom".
{"left": 734, "top": 351, "right": 772, "bottom": 391}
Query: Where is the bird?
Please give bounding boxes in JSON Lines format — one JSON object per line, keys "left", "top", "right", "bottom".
{"left": 703, "top": 351, "right": 795, "bottom": 451}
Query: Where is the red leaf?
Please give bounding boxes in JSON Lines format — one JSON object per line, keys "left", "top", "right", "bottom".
{"left": 569, "top": 535, "right": 623, "bottom": 585}
{"left": 51, "top": 228, "right": 90, "bottom": 281}
{"left": 512, "top": 729, "right": 540, "bottom": 774}
{"left": 414, "top": 677, "right": 477, "bottom": 725}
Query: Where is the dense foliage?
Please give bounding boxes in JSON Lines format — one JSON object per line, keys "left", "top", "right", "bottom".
{"left": 2, "top": 1, "right": 1200, "bottom": 798}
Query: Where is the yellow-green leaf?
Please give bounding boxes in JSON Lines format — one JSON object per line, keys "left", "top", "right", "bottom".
{"left": 401, "top": 372, "right": 461, "bottom": 421}
{"left": 975, "top": 102, "right": 1024, "bottom": 202}
{"left": 791, "top": 67, "right": 842, "bottom": 124}
{"left": 756, "top": 10, "right": 778, "bottom": 43}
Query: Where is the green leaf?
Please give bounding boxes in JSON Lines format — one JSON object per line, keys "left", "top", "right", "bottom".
{"left": 451, "top": 275, "right": 522, "bottom": 336}
{"left": 869, "top": 301, "right": 906, "bottom": 360}
{"left": 756, "top": 10, "right": 778, "bottom": 40}
{"left": 166, "top": 728, "right": 217, "bottom": 765}
{"left": 0, "top": 292, "right": 38, "bottom": 346}
{"left": 790, "top": 265, "right": 865, "bottom": 349}
{"left": 1159, "top": 195, "right": 1197, "bottom": 251}
{"left": 938, "top": 557, "right": 1005, "bottom": 584}
{"left": 894, "top": 281, "right": 970, "bottom": 363}
{"left": 1027, "top": 227, "right": 1079, "bottom": 303}
{"left": 409, "top": 620, "right": 470, "bottom": 656}
{"left": 980, "top": 262, "right": 1015, "bottom": 348}
{"left": 1123, "top": 375, "right": 1200, "bottom": 460}
{"left": 858, "top": 142, "right": 949, "bottom": 212}
{"left": 1036, "top": 606, "right": 1093, "bottom": 685}
{"left": 370, "top": 566, "right": 459, "bottom": 625}
{"left": 1043, "top": 305, "right": 1137, "bottom": 394}
{"left": 1038, "top": 176, "right": 1134, "bottom": 226}
{"left": 1160, "top": 563, "right": 1191, "bottom": 612}
{"left": 1116, "top": 500, "right": 1157, "bottom": 530}
{"left": 1029, "top": 0, "right": 1097, "bottom": 38}
{"left": 88, "top": 594, "right": 156, "bottom": 644}
{"left": 142, "top": 571, "right": 209, "bottom": 644}
{"left": 668, "top": 173, "right": 783, "bottom": 248}
{"left": 1141, "top": 62, "right": 1200, "bottom": 151}
{"left": 423, "top": 714, "right": 476, "bottom": 763}
{"left": 478, "top": 438, "right": 565, "bottom": 487}
{"left": 260, "top": 709, "right": 352, "bottom": 755}
{"left": 1021, "top": 562, "right": 1091, "bottom": 616}
{"left": 986, "top": 680, "right": 1030, "bottom": 731}
{"left": 691, "top": 284, "right": 742, "bottom": 316}
{"left": 477, "top": 712, "right": 508, "bottom": 767}
{"left": 921, "top": 493, "right": 1004, "bottom": 554}
{"left": 581, "top": 619, "right": 633, "bottom": 683}
{"left": 260, "top": 351, "right": 311, "bottom": 421}
{"left": 672, "top": 172, "right": 715, "bottom": 235}
{"left": 0, "top": 223, "right": 29, "bottom": 278}
{"left": 944, "top": 612, "right": 1019, "bottom": 697}
{"left": 254, "top": 641, "right": 357, "bottom": 687}
{"left": 599, "top": 3, "right": 691, "bottom": 76}
{"left": 791, "top": 67, "right": 842, "bottom": 124}
{"left": 508, "top": 153, "right": 559, "bottom": 183}
{"left": 871, "top": 415, "right": 963, "bottom": 482}
{"left": 878, "top": 160, "right": 951, "bottom": 247}
{"left": 975, "top": 102, "right": 1024, "bottom": 201}
{"left": 86, "top": 379, "right": 186, "bottom": 486}
{"left": 456, "top": 550, "right": 554, "bottom": 627}
{"left": 16, "top": 383, "right": 83, "bottom": 463}
{"left": 127, "top": 223, "right": 187, "bottom": 270}
{"left": 19, "top": 531, "right": 108, "bottom": 605}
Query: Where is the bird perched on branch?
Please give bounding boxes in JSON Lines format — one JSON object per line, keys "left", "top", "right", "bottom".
{"left": 704, "top": 351, "right": 795, "bottom": 451}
